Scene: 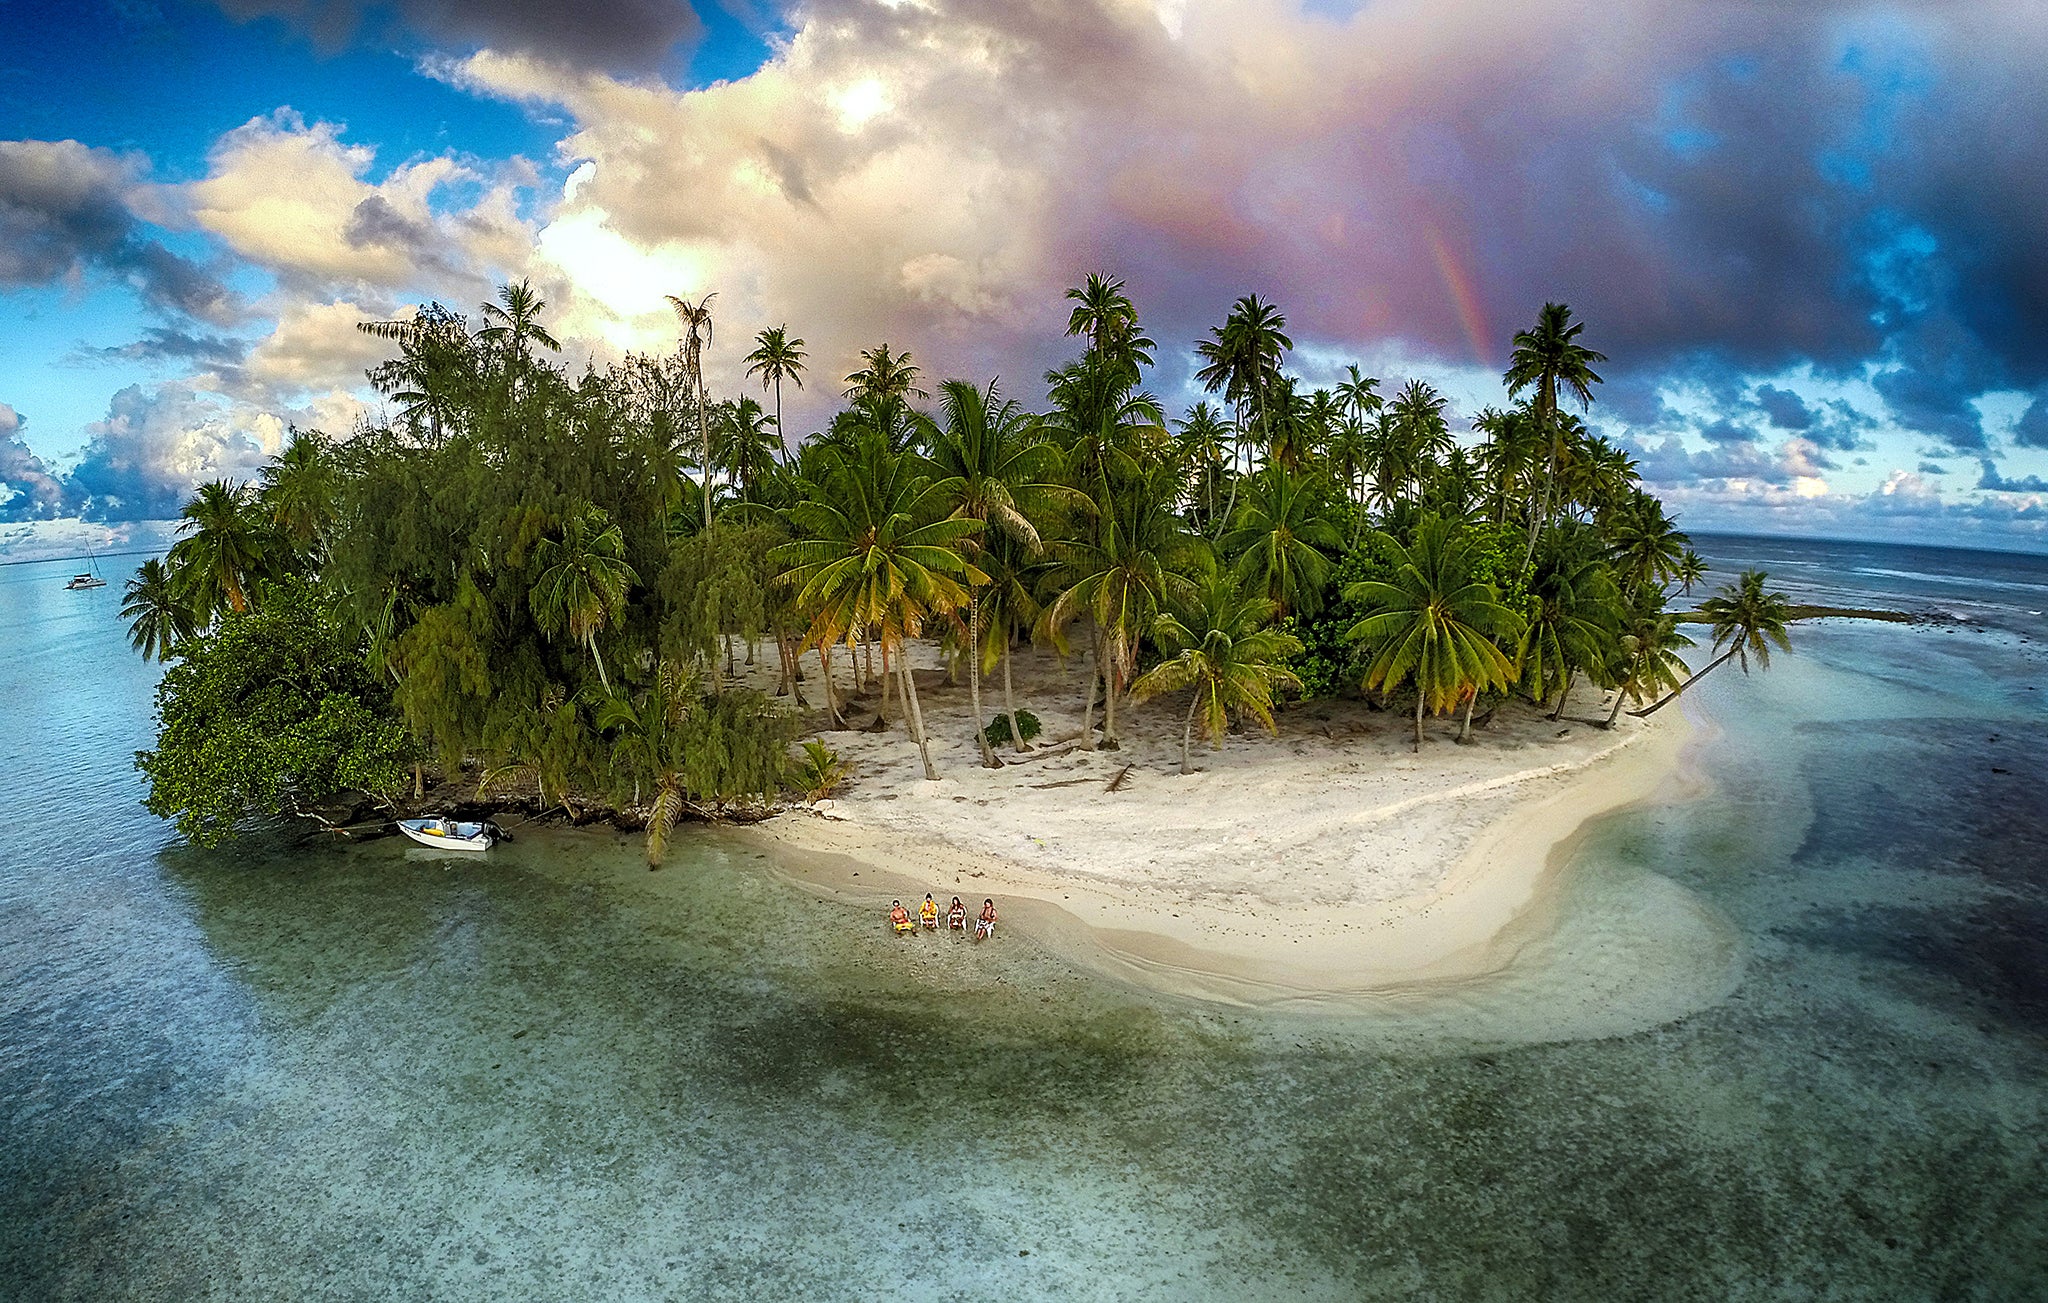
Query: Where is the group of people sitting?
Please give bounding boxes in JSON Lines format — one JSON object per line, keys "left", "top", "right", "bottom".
{"left": 890, "top": 893, "right": 997, "bottom": 940}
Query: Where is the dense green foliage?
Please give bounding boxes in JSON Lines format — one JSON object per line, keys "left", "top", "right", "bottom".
{"left": 131, "top": 274, "right": 1791, "bottom": 855}
{"left": 138, "top": 580, "right": 411, "bottom": 846}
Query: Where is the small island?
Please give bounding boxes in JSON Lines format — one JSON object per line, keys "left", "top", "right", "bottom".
{"left": 123, "top": 277, "right": 1797, "bottom": 1002}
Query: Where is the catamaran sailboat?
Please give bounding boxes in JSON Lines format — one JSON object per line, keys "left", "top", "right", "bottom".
{"left": 64, "top": 540, "right": 107, "bottom": 589}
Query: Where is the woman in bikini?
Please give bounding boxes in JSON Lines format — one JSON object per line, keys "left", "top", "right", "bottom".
{"left": 975, "top": 898, "right": 997, "bottom": 940}
{"left": 947, "top": 897, "right": 967, "bottom": 931}
{"left": 889, "top": 900, "right": 914, "bottom": 935}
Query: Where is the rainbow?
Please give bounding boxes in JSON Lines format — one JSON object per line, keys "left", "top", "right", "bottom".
{"left": 1423, "top": 224, "right": 1492, "bottom": 368}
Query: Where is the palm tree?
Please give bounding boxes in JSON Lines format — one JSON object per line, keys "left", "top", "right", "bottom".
{"left": 1472, "top": 405, "right": 1543, "bottom": 528}
{"left": 1044, "top": 460, "right": 1199, "bottom": 749}
{"left": 259, "top": 427, "right": 338, "bottom": 567}
{"left": 168, "top": 479, "right": 272, "bottom": 621}
{"left": 1504, "top": 302, "right": 1606, "bottom": 561}
{"left": 773, "top": 443, "right": 984, "bottom": 780}
{"left": 595, "top": 660, "right": 695, "bottom": 866}
{"left": 1064, "top": 273, "right": 1154, "bottom": 382}
{"left": 122, "top": 557, "right": 197, "bottom": 661}
{"left": 1174, "top": 401, "right": 1233, "bottom": 527}
{"left": 920, "top": 378, "right": 1072, "bottom": 766}
{"left": 1632, "top": 569, "right": 1792, "bottom": 717}
{"left": 1219, "top": 465, "right": 1342, "bottom": 617}
{"left": 842, "top": 343, "right": 927, "bottom": 414}
{"left": 1194, "top": 294, "right": 1292, "bottom": 530}
{"left": 1347, "top": 516, "right": 1525, "bottom": 748}
{"left": 976, "top": 531, "right": 1048, "bottom": 754}
{"left": 1130, "top": 568, "right": 1303, "bottom": 774}
{"left": 666, "top": 292, "right": 717, "bottom": 532}
{"left": 358, "top": 302, "right": 476, "bottom": 444}
{"left": 1517, "top": 538, "right": 1623, "bottom": 720}
{"left": 744, "top": 326, "right": 807, "bottom": 467}
{"left": 530, "top": 506, "right": 639, "bottom": 693}
{"left": 1387, "top": 379, "right": 1453, "bottom": 503}
{"left": 1604, "top": 592, "right": 1694, "bottom": 727}
{"left": 715, "top": 396, "right": 782, "bottom": 502}
{"left": 1607, "top": 493, "right": 1688, "bottom": 598}
{"left": 476, "top": 279, "right": 561, "bottom": 365}
{"left": 1671, "top": 548, "right": 1709, "bottom": 597}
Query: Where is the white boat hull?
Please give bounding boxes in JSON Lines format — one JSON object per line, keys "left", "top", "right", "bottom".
{"left": 397, "top": 818, "right": 494, "bottom": 851}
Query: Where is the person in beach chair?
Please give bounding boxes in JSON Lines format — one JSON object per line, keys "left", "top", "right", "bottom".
{"left": 919, "top": 894, "right": 940, "bottom": 930}
{"left": 975, "top": 898, "right": 997, "bottom": 941}
{"left": 889, "top": 900, "right": 915, "bottom": 935}
{"left": 947, "top": 897, "right": 967, "bottom": 931}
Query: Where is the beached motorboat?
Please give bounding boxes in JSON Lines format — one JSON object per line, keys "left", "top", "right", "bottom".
{"left": 397, "top": 817, "right": 494, "bottom": 851}
{"left": 64, "top": 573, "right": 106, "bottom": 590}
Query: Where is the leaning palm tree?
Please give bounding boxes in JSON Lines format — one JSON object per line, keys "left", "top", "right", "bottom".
{"left": 530, "top": 506, "right": 639, "bottom": 693}
{"left": 1504, "top": 302, "right": 1606, "bottom": 561}
{"left": 1347, "top": 515, "right": 1525, "bottom": 749}
{"left": 1604, "top": 593, "right": 1694, "bottom": 727}
{"left": 666, "top": 292, "right": 717, "bottom": 532}
{"left": 595, "top": 660, "right": 696, "bottom": 867}
{"left": 122, "top": 557, "right": 198, "bottom": 661}
{"left": 1632, "top": 569, "right": 1792, "bottom": 717}
{"left": 168, "top": 479, "right": 272, "bottom": 621}
{"left": 1671, "top": 548, "right": 1709, "bottom": 597}
{"left": 773, "top": 443, "right": 984, "bottom": 780}
{"left": 1130, "top": 568, "right": 1302, "bottom": 774}
{"left": 743, "top": 325, "right": 807, "bottom": 467}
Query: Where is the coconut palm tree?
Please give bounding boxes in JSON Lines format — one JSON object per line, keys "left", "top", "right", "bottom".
{"left": 358, "top": 302, "right": 476, "bottom": 444}
{"left": 1174, "top": 401, "right": 1233, "bottom": 527}
{"left": 1517, "top": 537, "right": 1623, "bottom": 720}
{"left": 530, "top": 506, "right": 639, "bottom": 693}
{"left": 1347, "top": 515, "right": 1526, "bottom": 749}
{"left": 122, "top": 557, "right": 197, "bottom": 661}
{"left": 773, "top": 442, "right": 984, "bottom": 780}
{"left": 168, "top": 479, "right": 273, "bottom": 621}
{"left": 667, "top": 292, "right": 718, "bottom": 532}
{"left": 1194, "top": 294, "right": 1292, "bottom": 528}
{"left": 976, "top": 530, "right": 1048, "bottom": 754}
{"left": 1632, "top": 569, "right": 1792, "bottom": 717}
{"left": 258, "top": 428, "right": 338, "bottom": 567}
{"left": 1386, "top": 379, "right": 1453, "bottom": 503}
{"left": 1044, "top": 460, "right": 1200, "bottom": 749}
{"left": 1671, "top": 547, "right": 1709, "bottom": 597}
{"left": 744, "top": 325, "right": 807, "bottom": 467}
{"left": 595, "top": 660, "right": 696, "bottom": 866}
{"left": 919, "top": 378, "right": 1072, "bottom": 766}
{"left": 1505, "top": 302, "right": 1606, "bottom": 561}
{"left": 1607, "top": 492, "right": 1688, "bottom": 598}
{"left": 1604, "top": 592, "right": 1694, "bottom": 727}
{"left": 1219, "top": 465, "right": 1342, "bottom": 618}
{"left": 1130, "top": 567, "right": 1303, "bottom": 774}
{"left": 842, "top": 343, "right": 927, "bottom": 412}
{"left": 1472, "top": 404, "right": 1543, "bottom": 528}
{"left": 1064, "top": 273, "right": 1153, "bottom": 381}
{"left": 715, "top": 396, "right": 782, "bottom": 502}
{"left": 476, "top": 279, "right": 561, "bottom": 365}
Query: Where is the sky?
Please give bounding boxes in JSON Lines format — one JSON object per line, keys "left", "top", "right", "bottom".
{"left": 3, "top": 0, "right": 2048, "bottom": 558}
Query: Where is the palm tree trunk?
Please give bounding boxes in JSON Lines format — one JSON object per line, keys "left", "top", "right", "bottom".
{"left": 1631, "top": 647, "right": 1739, "bottom": 717}
{"left": 1101, "top": 639, "right": 1120, "bottom": 749}
{"left": 1181, "top": 693, "right": 1199, "bottom": 775}
{"left": 774, "top": 377, "right": 789, "bottom": 469}
{"left": 819, "top": 643, "right": 843, "bottom": 727}
{"left": 879, "top": 640, "right": 893, "bottom": 724}
{"left": 1549, "top": 668, "right": 1574, "bottom": 721}
{"left": 1002, "top": 624, "right": 1029, "bottom": 753}
{"left": 1458, "top": 689, "right": 1478, "bottom": 743}
{"left": 588, "top": 631, "right": 612, "bottom": 693}
{"left": 898, "top": 650, "right": 939, "bottom": 781}
{"left": 1413, "top": 689, "right": 1425, "bottom": 751}
{"left": 1078, "top": 635, "right": 1100, "bottom": 751}
{"left": 968, "top": 595, "right": 996, "bottom": 767}
{"left": 1603, "top": 683, "right": 1630, "bottom": 728}
{"left": 697, "top": 370, "right": 713, "bottom": 534}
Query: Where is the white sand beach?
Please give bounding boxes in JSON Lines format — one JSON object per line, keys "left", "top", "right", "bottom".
{"left": 736, "top": 640, "right": 1704, "bottom": 1007}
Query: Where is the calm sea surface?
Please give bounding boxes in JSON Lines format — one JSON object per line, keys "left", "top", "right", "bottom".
{"left": 2, "top": 537, "right": 2045, "bottom": 1299}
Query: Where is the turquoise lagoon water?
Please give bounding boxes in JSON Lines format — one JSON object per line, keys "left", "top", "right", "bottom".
{"left": 2, "top": 539, "right": 2045, "bottom": 1299}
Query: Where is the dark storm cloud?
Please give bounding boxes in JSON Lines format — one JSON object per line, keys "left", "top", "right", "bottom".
{"left": 1978, "top": 459, "right": 2048, "bottom": 494}
{"left": 1918, "top": 461, "right": 1948, "bottom": 475}
{"left": 212, "top": 0, "right": 706, "bottom": 76}
{"left": 0, "top": 140, "right": 242, "bottom": 325}
{"left": 77, "top": 327, "right": 250, "bottom": 367}
{"left": 2012, "top": 390, "right": 2048, "bottom": 450}
{"left": 1698, "top": 418, "right": 1760, "bottom": 446}
{"left": 0, "top": 404, "right": 77, "bottom": 522}
{"left": 1754, "top": 384, "right": 1813, "bottom": 430}
{"left": 342, "top": 195, "right": 433, "bottom": 251}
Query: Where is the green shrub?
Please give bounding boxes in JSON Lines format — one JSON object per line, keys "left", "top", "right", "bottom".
{"left": 983, "top": 709, "right": 1041, "bottom": 747}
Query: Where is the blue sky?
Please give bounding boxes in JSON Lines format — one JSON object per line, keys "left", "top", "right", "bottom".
{"left": 3, "top": 0, "right": 2047, "bottom": 554}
